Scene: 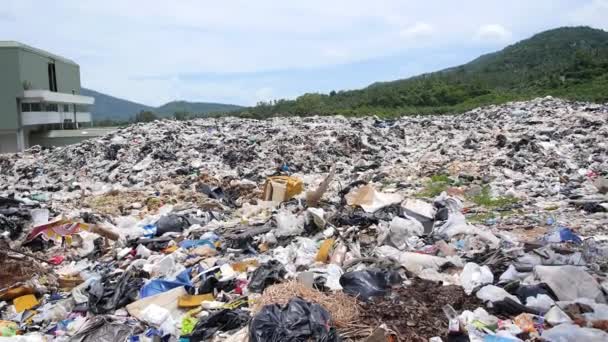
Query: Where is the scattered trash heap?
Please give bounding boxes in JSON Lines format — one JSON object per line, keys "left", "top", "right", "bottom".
{"left": 0, "top": 96, "right": 607, "bottom": 341}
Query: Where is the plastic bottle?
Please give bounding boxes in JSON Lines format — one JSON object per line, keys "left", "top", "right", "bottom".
{"left": 442, "top": 304, "right": 461, "bottom": 334}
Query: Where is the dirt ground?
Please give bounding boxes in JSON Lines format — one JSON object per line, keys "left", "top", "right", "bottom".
{"left": 0, "top": 253, "right": 44, "bottom": 290}
{"left": 360, "top": 278, "right": 482, "bottom": 341}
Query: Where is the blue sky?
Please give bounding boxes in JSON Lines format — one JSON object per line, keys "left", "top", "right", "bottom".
{"left": 1, "top": 1, "right": 607, "bottom": 106}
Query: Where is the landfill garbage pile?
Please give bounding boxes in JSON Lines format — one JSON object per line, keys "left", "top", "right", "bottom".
{"left": 0, "top": 96, "right": 606, "bottom": 341}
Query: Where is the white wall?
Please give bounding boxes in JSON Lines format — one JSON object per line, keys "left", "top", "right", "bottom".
{"left": 0, "top": 132, "right": 18, "bottom": 153}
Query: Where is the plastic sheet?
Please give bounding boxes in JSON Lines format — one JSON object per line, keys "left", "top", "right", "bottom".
{"left": 248, "top": 260, "right": 287, "bottom": 293}
{"left": 340, "top": 269, "right": 402, "bottom": 300}
{"left": 534, "top": 265, "right": 606, "bottom": 303}
{"left": 139, "top": 268, "right": 192, "bottom": 298}
{"left": 70, "top": 316, "right": 134, "bottom": 342}
{"left": 541, "top": 323, "right": 608, "bottom": 341}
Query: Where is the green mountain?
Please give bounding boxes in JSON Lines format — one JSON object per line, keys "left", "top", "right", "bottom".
{"left": 246, "top": 26, "right": 608, "bottom": 118}
{"left": 81, "top": 88, "right": 243, "bottom": 122}
{"left": 155, "top": 101, "right": 244, "bottom": 116}
{"left": 81, "top": 88, "right": 153, "bottom": 121}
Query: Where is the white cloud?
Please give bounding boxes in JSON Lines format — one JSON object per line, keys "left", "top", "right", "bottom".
{"left": 475, "top": 24, "right": 513, "bottom": 43}
{"left": 570, "top": 0, "right": 608, "bottom": 30}
{"left": 400, "top": 22, "right": 434, "bottom": 39}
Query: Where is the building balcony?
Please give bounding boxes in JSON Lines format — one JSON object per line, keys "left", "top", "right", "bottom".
{"left": 19, "top": 90, "right": 94, "bottom": 127}
{"left": 21, "top": 90, "right": 95, "bottom": 105}
{"left": 21, "top": 111, "right": 91, "bottom": 126}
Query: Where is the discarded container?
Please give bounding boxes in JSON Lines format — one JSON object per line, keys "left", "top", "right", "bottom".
{"left": 263, "top": 176, "right": 304, "bottom": 202}
{"left": 13, "top": 294, "right": 38, "bottom": 313}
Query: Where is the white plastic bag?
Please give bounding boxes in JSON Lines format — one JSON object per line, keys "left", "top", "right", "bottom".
{"left": 476, "top": 285, "right": 521, "bottom": 305}
{"left": 460, "top": 262, "right": 494, "bottom": 295}
{"left": 388, "top": 216, "right": 424, "bottom": 250}
{"left": 541, "top": 323, "right": 608, "bottom": 341}
{"left": 274, "top": 211, "right": 304, "bottom": 237}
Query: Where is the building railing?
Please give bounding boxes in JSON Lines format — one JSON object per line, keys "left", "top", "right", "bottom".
{"left": 21, "top": 111, "right": 92, "bottom": 126}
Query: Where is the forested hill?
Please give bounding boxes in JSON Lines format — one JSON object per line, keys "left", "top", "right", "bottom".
{"left": 245, "top": 26, "right": 608, "bottom": 118}
{"left": 81, "top": 88, "right": 243, "bottom": 122}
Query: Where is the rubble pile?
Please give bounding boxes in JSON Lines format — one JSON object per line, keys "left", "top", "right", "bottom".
{"left": 0, "top": 96, "right": 606, "bottom": 341}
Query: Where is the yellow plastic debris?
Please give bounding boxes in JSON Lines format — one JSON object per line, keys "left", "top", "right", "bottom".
{"left": 263, "top": 176, "right": 304, "bottom": 202}
{"left": 178, "top": 293, "right": 215, "bottom": 308}
{"left": 231, "top": 259, "right": 259, "bottom": 272}
{"left": 13, "top": 294, "right": 38, "bottom": 313}
{"left": 315, "top": 239, "right": 335, "bottom": 263}
{"left": 162, "top": 245, "right": 179, "bottom": 254}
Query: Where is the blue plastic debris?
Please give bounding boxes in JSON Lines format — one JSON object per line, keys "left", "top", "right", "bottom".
{"left": 179, "top": 239, "right": 215, "bottom": 249}
{"left": 143, "top": 224, "right": 157, "bottom": 238}
{"left": 544, "top": 227, "right": 582, "bottom": 244}
{"left": 559, "top": 227, "right": 582, "bottom": 244}
{"left": 139, "top": 268, "right": 192, "bottom": 298}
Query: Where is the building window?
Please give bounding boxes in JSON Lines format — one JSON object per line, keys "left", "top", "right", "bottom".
{"left": 45, "top": 103, "right": 59, "bottom": 112}
{"left": 48, "top": 63, "right": 58, "bottom": 92}
{"left": 75, "top": 104, "right": 89, "bottom": 112}
{"left": 21, "top": 103, "right": 30, "bottom": 112}
{"left": 63, "top": 104, "right": 70, "bottom": 112}
{"left": 30, "top": 103, "right": 41, "bottom": 112}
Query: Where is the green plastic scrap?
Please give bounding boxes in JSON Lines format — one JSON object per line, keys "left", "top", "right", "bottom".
{"left": 181, "top": 316, "right": 198, "bottom": 335}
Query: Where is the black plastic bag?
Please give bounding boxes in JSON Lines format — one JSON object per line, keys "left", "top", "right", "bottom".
{"left": 514, "top": 283, "right": 558, "bottom": 303}
{"left": 186, "top": 309, "right": 250, "bottom": 341}
{"left": 340, "top": 269, "right": 402, "bottom": 300}
{"left": 248, "top": 260, "right": 287, "bottom": 293}
{"left": 491, "top": 297, "right": 540, "bottom": 316}
{"left": 70, "top": 316, "right": 136, "bottom": 342}
{"left": 87, "top": 269, "right": 145, "bottom": 314}
{"left": 155, "top": 214, "right": 189, "bottom": 236}
{"left": 249, "top": 297, "right": 340, "bottom": 342}
{"left": 196, "top": 183, "right": 225, "bottom": 200}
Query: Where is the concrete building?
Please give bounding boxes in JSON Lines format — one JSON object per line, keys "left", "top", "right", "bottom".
{"left": 0, "top": 41, "right": 95, "bottom": 153}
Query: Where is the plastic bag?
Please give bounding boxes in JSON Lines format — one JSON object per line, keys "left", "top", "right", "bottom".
{"left": 186, "top": 309, "right": 250, "bottom": 341}
{"left": 155, "top": 214, "right": 189, "bottom": 236}
{"left": 387, "top": 216, "right": 424, "bottom": 250}
{"left": 340, "top": 269, "right": 402, "bottom": 300}
{"left": 87, "top": 269, "right": 145, "bottom": 314}
{"left": 460, "top": 262, "right": 494, "bottom": 295}
{"left": 274, "top": 211, "right": 305, "bottom": 237}
{"left": 375, "top": 245, "right": 452, "bottom": 275}
{"left": 249, "top": 297, "right": 339, "bottom": 342}
{"left": 541, "top": 323, "right": 608, "bottom": 341}
{"left": 476, "top": 285, "right": 521, "bottom": 305}
{"left": 525, "top": 294, "right": 555, "bottom": 313}
{"left": 70, "top": 316, "right": 134, "bottom": 342}
{"left": 248, "top": 260, "right": 287, "bottom": 293}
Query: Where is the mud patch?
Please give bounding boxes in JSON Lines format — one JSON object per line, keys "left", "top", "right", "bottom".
{"left": 360, "top": 278, "right": 482, "bottom": 341}
{"left": 0, "top": 254, "right": 45, "bottom": 290}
